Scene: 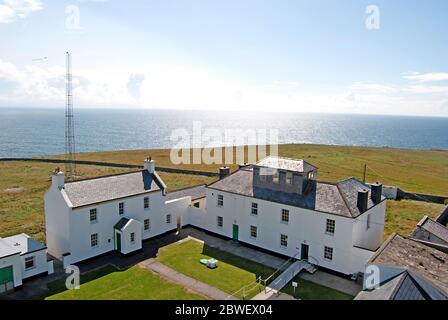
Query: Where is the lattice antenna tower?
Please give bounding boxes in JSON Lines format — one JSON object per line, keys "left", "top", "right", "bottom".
{"left": 65, "top": 52, "right": 76, "bottom": 180}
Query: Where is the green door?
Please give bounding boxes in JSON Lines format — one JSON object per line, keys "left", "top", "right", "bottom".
{"left": 116, "top": 232, "right": 121, "bottom": 252}
{"left": 0, "top": 266, "right": 14, "bottom": 293}
{"left": 232, "top": 224, "right": 239, "bottom": 241}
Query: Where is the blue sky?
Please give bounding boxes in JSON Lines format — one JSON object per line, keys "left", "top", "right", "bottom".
{"left": 1, "top": 0, "right": 448, "bottom": 116}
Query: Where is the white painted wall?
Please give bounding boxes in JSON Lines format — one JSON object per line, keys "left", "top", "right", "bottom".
{"left": 118, "top": 219, "right": 143, "bottom": 255}
{"left": 21, "top": 250, "right": 48, "bottom": 279}
{"left": 0, "top": 254, "right": 22, "bottom": 288}
{"left": 203, "top": 189, "right": 361, "bottom": 275}
{"left": 352, "top": 200, "right": 387, "bottom": 251}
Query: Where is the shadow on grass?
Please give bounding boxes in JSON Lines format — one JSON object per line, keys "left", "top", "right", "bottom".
{"left": 33, "top": 265, "right": 127, "bottom": 300}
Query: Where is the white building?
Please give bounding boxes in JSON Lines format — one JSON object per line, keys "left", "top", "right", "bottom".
{"left": 0, "top": 234, "right": 51, "bottom": 293}
{"left": 44, "top": 156, "right": 386, "bottom": 277}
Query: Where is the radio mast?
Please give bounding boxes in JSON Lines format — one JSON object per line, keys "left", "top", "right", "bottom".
{"left": 65, "top": 52, "right": 76, "bottom": 180}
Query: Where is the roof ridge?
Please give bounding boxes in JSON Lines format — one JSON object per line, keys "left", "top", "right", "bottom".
{"left": 336, "top": 182, "right": 355, "bottom": 218}
{"left": 66, "top": 170, "right": 142, "bottom": 184}
{"left": 167, "top": 184, "right": 207, "bottom": 193}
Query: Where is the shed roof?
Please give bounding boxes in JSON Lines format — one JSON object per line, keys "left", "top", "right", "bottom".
{"left": 412, "top": 216, "right": 448, "bottom": 244}
{"left": 255, "top": 156, "right": 317, "bottom": 173}
{"left": 165, "top": 185, "right": 207, "bottom": 202}
{"left": 0, "top": 233, "right": 46, "bottom": 257}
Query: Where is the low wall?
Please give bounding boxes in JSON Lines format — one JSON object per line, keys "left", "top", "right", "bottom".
{"left": 436, "top": 206, "right": 448, "bottom": 226}
{"left": 0, "top": 158, "right": 219, "bottom": 177}
{"left": 397, "top": 189, "right": 448, "bottom": 204}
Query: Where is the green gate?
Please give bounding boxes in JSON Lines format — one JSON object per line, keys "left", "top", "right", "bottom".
{"left": 0, "top": 266, "right": 14, "bottom": 293}
{"left": 232, "top": 224, "right": 239, "bottom": 241}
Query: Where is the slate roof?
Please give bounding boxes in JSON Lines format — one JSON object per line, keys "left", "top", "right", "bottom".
{"left": 114, "top": 217, "right": 130, "bottom": 231}
{"left": 412, "top": 216, "right": 448, "bottom": 244}
{"left": 64, "top": 170, "right": 165, "bottom": 208}
{"left": 256, "top": 156, "right": 317, "bottom": 173}
{"left": 0, "top": 234, "right": 46, "bottom": 258}
{"left": 165, "top": 185, "right": 207, "bottom": 201}
{"left": 369, "top": 234, "right": 448, "bottom": 295}
{"left": 207, "top": 167, "right": 379, "bottom": 218}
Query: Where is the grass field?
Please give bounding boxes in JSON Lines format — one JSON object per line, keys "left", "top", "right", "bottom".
{"left": 43, "top": 265, "right": 205, "bottom": 300}
{"left": 45, "top": 144, "right": 448, "bottom": 195}
{"left": 281, "top": 276, "right": 353, "bottom": 300}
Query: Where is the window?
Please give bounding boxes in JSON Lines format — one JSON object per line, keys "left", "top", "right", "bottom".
{"left": 144, "top": 219, "right": 150, "bottom": 231}
{"left": 130, "top": 232, "right": 135, "bottom": 243}
{"left": 90, "top": 208, "right": 97, "bottom": 223}
{"left": 286, "top": 172, "right": 293, "bottom": 185}
{"left": 280, "top": 234, "right": 288, "bottom": 247}
{"left": 367, "top": 214, "right": 371, "bottom": 230}
{"left": 324, "top": 246, "right": 333, "bottom": 260}
{"left": 217, "top": 194, "right": 224, "bottom": 207}
{"left": 193, "top": 202, "right": 200, "bottom": 208}
{"left": 119, "top": 202, "right": 124, "bottom": 215}
{"left": 217, "top": 216, "right": 223, "bottom": 228}
{"left": 144, "top": 197, "right": 150, "bottom": 209}
{"left": 281, "top": 209, "right": 289, "bottom": 223}
{"left": 251, "top": 203, "right": 258, "bottom": 215}
{"left": 273, "top": 170, "right": 279, "bottom": 184}
{"left": 91, "top": 233, "right": 98, "bottom": 247}
{"left": 25, "top": 256, "right": 35, "bottom": 270}
{"left": 250, "top": 226, "right": 258, "bottom": 238}
{"left": 166, "top": 214, "right": 172, "bottom": 224}
{"left": 326, "top": 219, "right": 335, "bottom": 235}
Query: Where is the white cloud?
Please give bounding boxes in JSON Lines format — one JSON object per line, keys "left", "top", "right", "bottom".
{"left": 0, "top": 0, "right": 42, "bottom": 23}
{"left": 402, "top": 72, "right": 448, "bottom": 82}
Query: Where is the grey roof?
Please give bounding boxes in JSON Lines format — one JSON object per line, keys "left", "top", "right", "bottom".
{"left": 0, "top": 234, "right": 46, "bottom": 257}
{"left": 369, "top": 234, "right": 448, "bottom": 295}
{"left": 256, "top": 156, "right": 317, "bottom": 173}
{"left": 114, "top": 217, "right": 130, "bottom": 231}
{"left": 165, "top": 185, "right": 206, "bottom": 202}
{"left": 413, "top": 216, "right": 448, "bottom": 243}
{"left": 392, "top": 273, "right": 428, "bottom": 300}
{"left": 64, "top": 170, "right": 164, "bottom": 208}
{"left": 207, "top": 168, "right": 378, "bottom": 218}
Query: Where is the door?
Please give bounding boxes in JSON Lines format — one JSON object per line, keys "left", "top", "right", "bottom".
{"left": 301, "top": 244, "right": 309, "bottom": 260}
{"left": 0, "top": 266, "right": 14, "bottom": 293}
{"left": 116, "top": 232, "right": 122, "bottom": 252}
{"left": 232, "top": 224, "right": 239, "bottom": 241}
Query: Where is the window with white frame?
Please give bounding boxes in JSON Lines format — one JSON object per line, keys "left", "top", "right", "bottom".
{"left": 281, "top": 209, "right": 289, "bottom": 223}
{"left": 367, "top": 214, "right": 371, "bottom": 230}
{"left": 91, "top": 233, "right": 98, "bottom": 247}
{"left": 166, "top": 214, "right": 172, "bottom": 224}
{"left": 324, "top": 246, "right": 333, "bottom": 261}
{"left": 286, "top": 172, "right": 293, "bottom": 185}
{"left": 144, "top": 197, "right": 150, "bottom": 209}
{"left": 144, "top": 219, "right": 150, "bottom": 231}
{"left": 217, "top": 194, "right": 224, "bottom": 207}
{"left": 280, "top": 234, "right": 288, "bottom": 247}
{"left": 130, "top": 232, "right": 135, "bottom": 243}
{"left": 326, "top": 219, "right": 335, "bottom": 235}
{"left": 119, "top": 202, "right": 124, "bottom": 215}
{"left": 25, "top": 256, "right": 35, "bottom": 270}
{"left": 90, "top": 208, "right": 97, "bottom": 223}
{"left": 217, "top": 216, "right": 223, "bottom": 228}
{"left": 251, "top": 202, "right": 258, "bottom": 215}
{"left": 273, "top": 170, "right": 279, "bottom": 183}
{"left": 250, "top": 226, "right": 258, "bottom": 238}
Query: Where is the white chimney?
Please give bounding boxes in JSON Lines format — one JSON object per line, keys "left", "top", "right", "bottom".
{"left": 144, "top": 157, "right": 155, "bottom": 174}
{"left": 52, "top": 168, "right": 65, "bottom": 189}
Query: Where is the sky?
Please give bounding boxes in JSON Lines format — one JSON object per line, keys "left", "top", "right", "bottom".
{"left": 1, "top": 0, "right": 448, "bottom": 116}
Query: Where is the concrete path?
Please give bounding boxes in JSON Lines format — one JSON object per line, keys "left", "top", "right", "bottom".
{"left": 139, "top": 258, "right": 237, "bottom": 300}
{"left": 299, "top": 271, "right": 361, "bottom": 296}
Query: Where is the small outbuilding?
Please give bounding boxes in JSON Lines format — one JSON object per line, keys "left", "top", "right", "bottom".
{"left": 0, "top": 233, "right": 52, "bottom": 293}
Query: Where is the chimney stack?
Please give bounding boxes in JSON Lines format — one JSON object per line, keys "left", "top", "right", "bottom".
{"left": 144, "top": 157, "right": 155, "bottom": 174}
{"left": 52, "top": 167, "right": 65, "bottom": 189}
{"left": 371, "top": 182, "right": 383, "bottom": 204}
{"left": 357, "top": 189, "right": 369, "bottom": 213}
{"left": 219, "top": 167, "right": 230, "bottom": 180}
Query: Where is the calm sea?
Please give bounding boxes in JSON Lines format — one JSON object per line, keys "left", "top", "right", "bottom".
{"left": 0, "top": 108, "right": 447, "bottom": 158}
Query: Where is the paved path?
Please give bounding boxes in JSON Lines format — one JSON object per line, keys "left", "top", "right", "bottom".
{"left": 139, "top": 258, "right": 237, "bottom": 300}
{"left": 299, "top": 271, "right": 361, "bottom": 296}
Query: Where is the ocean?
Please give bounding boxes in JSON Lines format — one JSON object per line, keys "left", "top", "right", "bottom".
{"left": 0, "top": 108, "right": 447, "bottom": 158}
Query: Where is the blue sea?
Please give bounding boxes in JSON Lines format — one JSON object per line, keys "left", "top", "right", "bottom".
{"left": 0, "top": 108, "right": 447, "bottom": 158}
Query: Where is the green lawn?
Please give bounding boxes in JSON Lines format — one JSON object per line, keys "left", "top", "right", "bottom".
{"left": 43, "top": 265, "right": 205, "bottom": 300}
{"left": 156, "top": 239, "right": 274, "bottom": 299}
{"left": 281, "top": 276, "right": 354, "bottom": 300}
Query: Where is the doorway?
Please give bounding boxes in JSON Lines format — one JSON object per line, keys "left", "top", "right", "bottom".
{"left": 0, "top": 266, "right": 14, "bottom": 294}
{"left": 116, "top": 232, "right": 122, "bottom": 252}
{"left": 232, "top": 224, "right": 239, "bottom": 241}
{"left": 301, "top": 244, "right": 309, "bottom": 260}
